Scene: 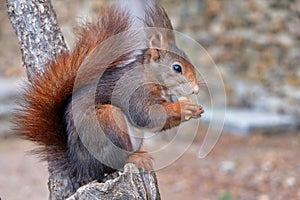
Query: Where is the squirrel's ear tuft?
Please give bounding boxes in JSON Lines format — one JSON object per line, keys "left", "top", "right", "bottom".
{"left": 149, "top": 32, "right": 169, "bottom": 50}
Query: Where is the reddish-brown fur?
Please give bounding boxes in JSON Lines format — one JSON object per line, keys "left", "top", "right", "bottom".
{"left": 15, "top": 4, "right": 204, "bottom": 189}
{"left": 15, "top": 8, "right": 131, "bottom": 169}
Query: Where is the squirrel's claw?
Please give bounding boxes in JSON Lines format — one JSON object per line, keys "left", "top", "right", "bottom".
{"left": 126, "top": 151, "right": 154, "bottom": 171}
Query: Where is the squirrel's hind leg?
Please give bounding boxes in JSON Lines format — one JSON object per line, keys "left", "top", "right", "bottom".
{"left": 97, "top": 105, "right": 154, "bottom": 171}
{"left": 95, "top": 104, "right": 133, "bottom": 151}
{"left": 66, "top": 104, "right": 135, "bottom": 181}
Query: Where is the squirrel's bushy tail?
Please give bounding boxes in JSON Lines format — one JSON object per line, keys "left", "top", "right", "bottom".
{"left": 14, "top": 8, "right": 131, "bottom": 170}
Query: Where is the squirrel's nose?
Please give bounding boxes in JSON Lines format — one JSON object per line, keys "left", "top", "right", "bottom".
{"left": 192, "top": 83, "right": 200, "bottom": 95}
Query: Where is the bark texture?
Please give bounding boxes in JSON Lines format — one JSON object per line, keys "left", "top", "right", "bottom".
{"left": 67, "top": 164, "right": 161, "bottom": 200}
{"left": 7, "top": 0, "right": 67, "bottom": 80}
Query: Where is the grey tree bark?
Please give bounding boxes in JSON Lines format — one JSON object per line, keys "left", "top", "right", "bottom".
{"left": 6, "top": 0, "right": 67, "bottom": 80}
{"left": 6, "top": 0, "right": 161, "bottom": 199}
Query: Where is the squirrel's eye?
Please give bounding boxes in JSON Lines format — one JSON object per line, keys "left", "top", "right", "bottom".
{"left": 172, "top": 64, "right": 182, "bottom": 74}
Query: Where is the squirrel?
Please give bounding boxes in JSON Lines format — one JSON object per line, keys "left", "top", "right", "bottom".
{"left": 15, "top": 1, "right": 204, "bottom": 186}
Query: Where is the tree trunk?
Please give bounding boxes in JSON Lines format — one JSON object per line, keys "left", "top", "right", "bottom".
{"left": 6, "top": 0, "right": 67, "bottom": 80}
{"left": 7, "top": 0, "right": 161, "bottom": 199}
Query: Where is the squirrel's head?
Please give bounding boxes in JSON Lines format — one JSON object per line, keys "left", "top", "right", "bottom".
{"left": 144, "top": 32, "right": 200, "bottom": 98}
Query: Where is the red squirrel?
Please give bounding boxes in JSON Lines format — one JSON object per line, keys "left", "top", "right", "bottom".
{"left": 15, "top": 2, "right": 204, "bottom": 186}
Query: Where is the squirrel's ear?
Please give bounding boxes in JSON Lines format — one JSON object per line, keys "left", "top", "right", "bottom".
{"left": 148, "top": 32, "right": 168, "bottom": 62}
{"left": 149, "top": 32, "right": 169, "bottom": 50}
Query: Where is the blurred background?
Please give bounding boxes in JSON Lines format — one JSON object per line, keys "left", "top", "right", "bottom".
{"left": 0, "top": 0, "right": 299, "bottom": 199}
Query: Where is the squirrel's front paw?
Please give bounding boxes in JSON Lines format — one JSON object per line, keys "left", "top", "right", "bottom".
{"left": 126, "top": 151, "right": 154, "bottom": 171}
{"left": 179, "top": 100, "right": 204, "bottom": 120}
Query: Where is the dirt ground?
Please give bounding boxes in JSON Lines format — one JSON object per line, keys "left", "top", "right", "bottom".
{"left": 0, "top": 129, "right": 299, "bottom": 200}
{"left": 0, "top": 138, "right": 48, "bottom": 200}
{"left": 158, "top": 130, "right": 300, "bottom": 200}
